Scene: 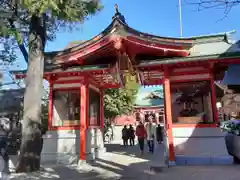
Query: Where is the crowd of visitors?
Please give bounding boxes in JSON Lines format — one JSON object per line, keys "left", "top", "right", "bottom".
{"left": 122, "top": 125, "right": 135, "bottom": 146}
{"left": 121, "top": 118, "right": 163, "bottom": 155}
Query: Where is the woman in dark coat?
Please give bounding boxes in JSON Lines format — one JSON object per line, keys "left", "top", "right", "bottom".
{"left": 156, "top": 124, "right": 163, "bottom": 144}
{"left": 122, "top": 125, "right": 129, "bottom": 147}
{"left": 128, "top": 125, "right": 135, "bottom": 146}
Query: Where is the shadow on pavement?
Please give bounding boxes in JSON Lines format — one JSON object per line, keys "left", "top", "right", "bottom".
{"left": 104, "top": 142, "right": 165, "bottom": 161}
{"left": 8, "top": 138, "right": 240, "bottom": 180}
{"left": 9, "top": 164, "right": 116, "bottom": 180}
{"left": 92, "top": 158, "right": 240, "bottom": 180}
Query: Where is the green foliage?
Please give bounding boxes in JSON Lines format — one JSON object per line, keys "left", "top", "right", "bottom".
{"left": 219, "top": 120, "right": 240, "bottom": 136}
{"left": 19, "top": 0, "right": 103, "bottom": 20}
{"left": 0, "top": 0, "right": 103, "bottom": 173}
{"left": 0, "top": 0, "right": 102, "bottom": 88}
{"left": 104, "top": 73, "right": 140, "bottom": 119}
{"left": 0, "top": 0, "right": 102, "bottom": 63}
{"left": 0, "top": 37, "right": 17, "bottom": 64}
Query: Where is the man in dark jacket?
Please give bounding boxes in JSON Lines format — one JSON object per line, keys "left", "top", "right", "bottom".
{"left": 122, "top": 125, "right": 129, "bottom": 147}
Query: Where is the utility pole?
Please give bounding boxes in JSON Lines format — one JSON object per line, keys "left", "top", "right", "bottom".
{"left": 178, "top": 0, "right": 183, "bottom": 37}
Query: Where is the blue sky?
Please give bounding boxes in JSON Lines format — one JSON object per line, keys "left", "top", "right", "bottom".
{"left": 2, "top": 0, "right": 240, "bottom": 88}
{"left": 45, "top": 0, "right": 240, "bottom": 53}
{"left": 140, "top": 86, "right": 163, "bottom": 93}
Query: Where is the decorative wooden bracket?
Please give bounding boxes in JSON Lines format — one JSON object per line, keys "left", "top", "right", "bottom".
{"left": 85, "top": 72, "right": 102, "bottom": 88}
{"left": 121, "top": 42, "right": 136, "bottom": 75}
{"left": 45, "top": 74, "right": 59, "bottom": 82}
{"left": 163, "top": 65, "right": 173, "bottom": 77}
{"left": 208, "top": 61, "right": 215, "bottom": 71}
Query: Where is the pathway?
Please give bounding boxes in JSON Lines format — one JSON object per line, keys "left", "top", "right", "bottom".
{"left": 101, "top": 141, "right": 166, "bottom": 170}
{"left": 7, "top": 142, "right": 240, "bottom": 180}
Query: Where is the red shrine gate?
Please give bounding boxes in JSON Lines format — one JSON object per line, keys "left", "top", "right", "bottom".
{"left": 12, "top": 6, "right": 240, "bottom": 165}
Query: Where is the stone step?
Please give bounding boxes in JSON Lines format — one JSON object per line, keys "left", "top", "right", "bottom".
{"left": 175, "top": 155, "right": 233, "bottom": 165}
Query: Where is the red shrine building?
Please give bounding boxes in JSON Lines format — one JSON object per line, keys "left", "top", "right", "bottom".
{"left": 12, "top": 6, "right": 240, "bottom": 165}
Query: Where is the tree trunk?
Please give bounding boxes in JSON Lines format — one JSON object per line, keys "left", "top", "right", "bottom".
{"left": 15, "top": 14, "right": 45, "bottom": 173}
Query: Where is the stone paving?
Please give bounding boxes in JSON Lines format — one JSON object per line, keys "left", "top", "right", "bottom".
{"left": 8, "top": 163, "right": 240, "bottom": 180}
{"left": 7, "top": 142, "right": 240, "bottom": 180}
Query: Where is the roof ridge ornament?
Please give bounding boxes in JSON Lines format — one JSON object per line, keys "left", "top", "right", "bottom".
{"left": 114, "top": 4, "right": 119, "bottom": 14}
{"left": 112, "top": 4, "right": 127, "bottom": 24}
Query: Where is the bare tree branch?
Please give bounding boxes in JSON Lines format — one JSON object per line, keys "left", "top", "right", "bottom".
{"left": 184, "top": 0, "right": 240, "bottom": 20}
{"left": 8, "top": 19, "right": 28, "bottom": 63}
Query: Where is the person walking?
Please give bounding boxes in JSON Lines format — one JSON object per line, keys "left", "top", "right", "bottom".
{"left": 0, "top": 132, "right": 9, "bottom": 174}
{"left": 156, "top": 124, "right": 163, "bottom": 144}
{"left": 128, "top": 125, "right": 135, "bottom": 146}
{"left": 122, "top": 125, "right": 129, "bottom": 147}
{"left": 136, "top": 121, "right": 147, "bottom": 155}
{"left": 0, "top": 119, "right": 10, "bottom": 179}
{"left": 145, "top": 119, "right": 156, "bottom": 153}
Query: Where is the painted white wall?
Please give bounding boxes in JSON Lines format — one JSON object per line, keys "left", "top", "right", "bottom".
{"left": 41, "top": 130, "right": 80, "bottom": 164}
{"left": 41, "top": 128, "right": 105, "bottom": 164}
{"left": 112, "top": 126, "right": 228, "bottom": 157}
{"left": 109, "top": 125, "right": 136, "bottom": 144}
{"left": 112, "top": 125, "right": 126, "bottom": 143}
{"left": 172, "top": 127, "right": 228, "bottom": 156}
{"left": 45, "top": 82, "right": 105, "bottom": 164}
{"left": 86, "top": 127, "right": 105, "bottom": 160}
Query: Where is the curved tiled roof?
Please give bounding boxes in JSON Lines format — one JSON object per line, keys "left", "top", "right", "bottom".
{"left": 45, "top": 17, "right": 194, "bottom": 57}
{"left": 64, "top": 40, "right": 86, "bottom": 49}
{"left": 10, "top": 7, "right": 238, "bottom": 79}
{"left": 44, "top": 7, "right": 234, "bottom": 63}
{"left": 134, "top": 87, "right": 164, "bottom": 107}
